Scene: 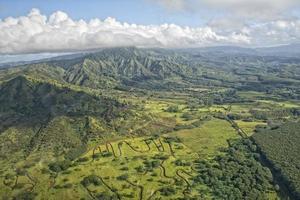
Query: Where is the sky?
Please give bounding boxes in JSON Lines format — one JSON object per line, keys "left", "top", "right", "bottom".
{"left": 0, "top": 0, "right": 300, "bottom": 54}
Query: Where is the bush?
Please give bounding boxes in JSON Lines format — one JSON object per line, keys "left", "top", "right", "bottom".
{"left": 165, "top": 105, "right": 179, "bottom": 113}
{"left": 16, "top": 168, "right": 26, "bottom": 176}
{"left": 77, "top": 157, "right": 89, "bottom": 162}
{"left": 135, "top": 166, "right": 146, "bottom": 173}
{"left": 63, "top": 183, "right": 73, "bottom": 188}
{"left": 92, "top": 153, "right": 101, "bottom": 159}
{"left": 13, "top": 191, "right": 36, "bottom": 200}
{"left": 153, "top": 154, "right": 169, "bottom": 160}
{"left": 181, "top": 112, "right": 194, "bottom": 121}
{"left": 117, "top": 174, "right": 129, "bottom": 181}
{"left": 174, "top": 159, "right": 191, "bottom": 166}
{"left": 163, "top": 136, "right": 182, "bottom": 143}
{"left": 144, "top": 160, "right": 160, "bottom": 169}
{"left": 48, "top": 160, "right": 72, "bottom": 173}
{"left": 102, "top": 152, "right": 113, "bottom": 157}
{"left": 81, "top": 175, "right": 102, "bottom": 187}
{"left": 159, "top": 186, "right": 176, "bottom": 196}
{"left": 120, "top": 167, "right": 129, "bottom": 171}
{"left": 96, "top": 192, "right": 118, "bottom": 200}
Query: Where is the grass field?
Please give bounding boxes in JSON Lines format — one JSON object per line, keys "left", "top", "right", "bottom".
{"left": 1, "top": 135, "right": 202, "bottom": 199}
{"left": 235, "top": 120, "right": 266, "bottom": 136}
{"left": 168, "top": 119, "right": 240, "bottom": 158}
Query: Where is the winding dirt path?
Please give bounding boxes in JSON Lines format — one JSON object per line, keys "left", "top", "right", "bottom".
{"left": 146, "top": 189, "right": 160, "bottom": 200}
{"left": 149, "top": 139, "right": 164, "bottom": 152}
{"left": 12, "top": 175, "right": 19, "bottom": 190}
{"left": 157, "top": 139, "right": 165, "bottom": 152}
{"left": 125, "top": 180, "right": 144, "bottom": 200}
{"left": 159, "top": 160, "right": 173, "bottom": 180}
{"left": 26, "top": 172, "right": 37, "bottom": 192}
{"left": 95, "top": 175, "right": 122, "bottom": 200}
{"left": 92, "top": 145, "right": 103, "bottom": 161}
{"left": 87, "top": 136, "right": 199, "bottom": 199}
{"left": 166, "top": 142, "right": 175, "bottom": 157}
{"left": 117, "top": 142, "right": 123, "bottom": 156}
{"left": 175, "top": 169, "right": 191, "bottom": 195}
{"left": 122, "top": 141, "right": 150, "bottom": 153}
{"left": 143, "top": 140, "right": 151, "bottom": 152}
{"left": 106, "top": 142, "right": 119, "bottom": 157}
{"left": 85, "top": 187, "right": 97, "bottom": 200}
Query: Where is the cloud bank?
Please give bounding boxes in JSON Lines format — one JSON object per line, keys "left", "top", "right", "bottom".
{"left": 0, "top": 8, "right": 300, "bottom": 54}
{"left": 154, "top": 0, "right": 300, "bottom": 19}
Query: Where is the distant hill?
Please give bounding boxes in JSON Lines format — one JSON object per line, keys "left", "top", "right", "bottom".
{"left": 256, "top": 44, "right": 300, "bottom": 57}
{"left": 1, "top": 46, "right": 300, "bottom": 92}
{"left": 61, "top": 47, "right": 196, "bottom": 89}
{"left": 2, "top": 43, "right": 300, "bottom": 69}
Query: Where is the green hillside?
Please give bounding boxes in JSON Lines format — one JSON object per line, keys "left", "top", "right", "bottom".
{"left": 0, "top": 47, "right": 299, "bottom": 199}
{"left": 0, "top": 75, "right": 133, "bottom": 160}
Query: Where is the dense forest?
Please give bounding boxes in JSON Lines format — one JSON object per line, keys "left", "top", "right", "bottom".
{"left": 193, "top": 138, "right": 276, "bottom": 199}
{"left": 253, "top": 122, "right": 300, "bottom": 199}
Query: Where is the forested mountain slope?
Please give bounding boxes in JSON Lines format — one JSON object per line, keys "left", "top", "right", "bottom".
{"left": 0, "top": 75, "right": 131, "bottom": 158}
{"left": 1, "top": 47, "right": 299, "bottom": 97}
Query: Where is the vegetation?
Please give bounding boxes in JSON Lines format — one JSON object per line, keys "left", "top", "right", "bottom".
{"left": 0, "top": 47, "right": 299, "bottom": 199}
{"left": 194, "top": 138, "right": 276, "bottom": 199}
{"left": 253, "top": 122, "right": 300, "bottom": 199}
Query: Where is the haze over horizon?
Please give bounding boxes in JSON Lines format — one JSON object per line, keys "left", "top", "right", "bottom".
{"left": 1, "top": 0, "right": 300, "bottom": 55}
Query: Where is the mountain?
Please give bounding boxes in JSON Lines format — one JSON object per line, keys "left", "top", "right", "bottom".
{"left": 0, "top": 75, "right": 124, "bottom": 120}
{"left": 0, "top": 75, "right": 130, "bottom": 157}
{"left": 2, "top": 46, "right": 300, "bottom": 94}
{"left": 256, "top": 43, "right": 300, "bottom": 57}
{"left": 61, "top": 47, "right": 196, "bottom": 89}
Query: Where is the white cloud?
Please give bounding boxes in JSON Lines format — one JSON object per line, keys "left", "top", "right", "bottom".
{"left": 206, "top": 0, "right": 300, "bottom": 20}
{"left": 152, "top": 0, "right": 189, "bottom": 11}
{"left": 152, "top": 0, "right": 300, "bottom": 20}
{"left": 0, "top": 9, "right": 300, "bottom": 54}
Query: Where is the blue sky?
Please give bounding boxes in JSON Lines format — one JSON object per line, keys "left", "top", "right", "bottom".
{"left": 0, "top": 0, "right": 215, "bottom": 27}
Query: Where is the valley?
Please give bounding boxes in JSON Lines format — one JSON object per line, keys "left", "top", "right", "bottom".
{"left": 0, "top": 47, "right": 299, "bottom": 199}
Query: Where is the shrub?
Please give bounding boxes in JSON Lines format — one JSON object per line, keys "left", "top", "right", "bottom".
{"left": 81, "top": 175, "right": 102, "bottom": 187}
{"left": 13, "top": 191, "right": 37, "bottom": 200}
{"left": 48, "top": 160, "right": 72, "bottom": 172}
{"left": 117, "top": 174, "right": 129, "bottom": 181}
{"left": 102, "top": 152, "right": 113, "bottom": 157}
{"left": 92, "top": 153, "right": 101, "bottom": 159}
{"left": 159, "top": 186, "right": 176, "bottom": 196}
{"left": 77, "top": 157, "right": 89, "bottom": 162}
{"left": 166, "top": 105, "right": 179, "bottom": 113}
{"left": 96, "top": 192, "right": 117, "bottom": 200}
{"left": 120, "top": 167, "right": 129, "bottom": 171}
{"left": 63, "top": 183, "right": 73, "bottom": 188}
{"left": 181, "top": 112, "right": 194, "bottom": 121}
{"left": 174, "top": 159, "right": 191, "bottom": 166}
{"left": 135, "top": 166, "right": 146, "bottom": 173}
